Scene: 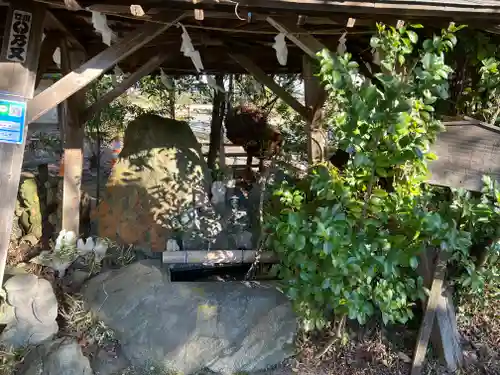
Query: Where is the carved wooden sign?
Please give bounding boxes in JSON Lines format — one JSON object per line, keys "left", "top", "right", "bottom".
{"left": 428, "top": 120, "right": 500, "bottom": 192}
{"left": 6, "top": 10, "right": 33, "bottom": 63}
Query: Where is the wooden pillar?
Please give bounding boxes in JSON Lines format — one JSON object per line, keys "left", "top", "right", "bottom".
{"left": 60, "top": 38, "right": 86, "bottom": 235}
{"left": 0, "top": 0, "right": 45, "bottom": 286}
{"left": 207, "top": 75, "right": 225, "bottom": 173}
{"left": 303, "top": 55, "right": 327, "bottom": 164}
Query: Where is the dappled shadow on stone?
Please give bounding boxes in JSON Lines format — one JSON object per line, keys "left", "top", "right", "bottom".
{"left": 92, "top": 114, "right": 223, "bottom": 252}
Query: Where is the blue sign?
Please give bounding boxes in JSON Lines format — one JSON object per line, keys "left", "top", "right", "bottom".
{"left": 0, "top": 95, "right": 26, "bottom": 145}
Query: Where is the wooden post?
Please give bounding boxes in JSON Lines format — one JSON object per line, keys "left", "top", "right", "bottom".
{"left": 411, "top": 251, "right": 448, "bottom": 375}
{"left": 303, "top": 55, "right": 327, "bottom": 164}
{"left": 411, "top": 251, "right": 462, "bottom": 374}
{"left": 207, "top": 75, "right": 225, "bottom": 172}
{"left": 60, "top": 38, "right": 86, "bottom": 235}
{"left": 0, "top": 0, "right": 45, "bottom": 286}
{"left": 417, "top": 248, "right": 463, "bottom": 372}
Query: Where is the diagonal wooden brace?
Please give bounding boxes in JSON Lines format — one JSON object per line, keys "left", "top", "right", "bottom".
{"left": 27, "top": 11, "right": 185, "bottom": 124}
{"left": 229, "top": 52, "right": 310, "bottom": 121}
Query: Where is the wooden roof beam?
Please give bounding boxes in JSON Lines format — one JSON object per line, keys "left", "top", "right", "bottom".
{"left": 81, "top": 52, "right": 170, "bottom": 122}
{"left": 27, "top": 11, "right": 186, "bottom": 124}
{"left": 71, "top": 0, "right": 500, "bottom": 17}
{"left": 229, "top": 52, "right": 310, "bottom": 121}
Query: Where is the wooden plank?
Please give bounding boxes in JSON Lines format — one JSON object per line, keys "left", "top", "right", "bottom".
{"left": 229, "top": 52, "right": 310, "bottom": 121}
{"left": 27, "top": 11, "right": 185, "bottom": 124}
{"left": 411, "top": 250, "right": 449, "bottom": 375}
{"left": 81, "top": 52, "right": 170, "bottom": 122}
{"left": 303, "top": 55, "right": 327, "bottom": 163}
{"left": 60, "top": 39, "right": 85, "bottom": 235}
{"left": 0, "top": 0, "right": 45, "bottom": 287}
{"left": 436, "top": 287, "right": 463, "bottom": 371}
{"left": 267, "top": 16, "right": 326, "bottom": 59}
{"left": 162, "top": 250, "right": 279, "bottom": 264}
{"left": 428, "top": 121, "right": 500, "bottom": 191}
{"left": 417, "top": 248, "right": 448, "bottom": 365}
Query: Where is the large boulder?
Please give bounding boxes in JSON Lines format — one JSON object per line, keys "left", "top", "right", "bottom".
{"left": 0, "top": 274, "right": 58, "bottom": 348}
{"left": 82, "top": 260, "right": 297, "bottom": 375}
{"left": 92, "top": 114, "right": 222, "bottom": 252}
{"left": 18, "top": 338, "right": 93, "bottom": 375}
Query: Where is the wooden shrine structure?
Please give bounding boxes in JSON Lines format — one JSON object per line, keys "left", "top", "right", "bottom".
{"left": 2, "top": 0, "right": 500, "bottom": 374}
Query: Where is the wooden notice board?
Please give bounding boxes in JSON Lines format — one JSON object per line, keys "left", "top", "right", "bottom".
{"left": 428, "top": 120, "right": 500, "bottom": 192}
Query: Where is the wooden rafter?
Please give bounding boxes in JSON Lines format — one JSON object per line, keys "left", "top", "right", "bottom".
{"left": 27, "top": 11, "right": 186, "bottom": 124}
{"left": 229, "top": 52, "right": 310, "bottom": 121}
{"left": 81, "top": 52, "right": 170, "bottom": 122}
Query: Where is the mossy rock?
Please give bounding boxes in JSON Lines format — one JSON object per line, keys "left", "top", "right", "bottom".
{"left": 93, "top": 114, "right": 222, "bottom": 251}
{"left": 18, "top": 177, "right": 42, "bottom": 239}
{"left": 10, "top": 217, "right": 23, "bottom": 243}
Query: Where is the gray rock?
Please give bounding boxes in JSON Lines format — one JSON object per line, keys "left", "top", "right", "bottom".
{"left": 0, "top": 274, "right": 58, "bottom": 348}
{"left": 18, "top": 337, "right": 93, "bottom": 375}
{"left": 63, "top": 270, "right": 92, "bottom": 292}
{"left": 82, "top": 260, "right": 297, "bottom": 375}
{"left": 235, "top": 230, "right": 253, "bottom": 250}
{"left": 463, "top": 350, "right": 479, "bottom": 367}
{"left": 90, "top": 347, "right": 130, "bottom": 375}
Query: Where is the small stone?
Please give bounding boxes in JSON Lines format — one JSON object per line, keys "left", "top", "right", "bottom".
{"left": 477, "top": 344, "right": 494, "bottom": 359}
{"left": 235, "top": 230, "right": 253, "bottom": 250}
{"left": 18, "top": 338, "right": 93, "bottom": 375}
{"left": 397, "top": 351, "right": 412, "bottom": 363}
{"left": 90, "top": 346, "right": 130, "bottom": 375}
{"left": 21, "top": 234, "right": 39, "bottom": 246}
{"left": 463, "top": 350, "right": 479, "bottom": 367}
{"left": 66, "top": 270, "right": 91, "bottom": 291}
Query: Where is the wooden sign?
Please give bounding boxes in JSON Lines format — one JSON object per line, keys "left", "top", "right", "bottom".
{"left": 0, "top": 95, "right": 27, "bottom": 144}
{"left": 428, "top": 120, "right": 500, "bottom": 192}
{"left": 6, "top": 9, "right": 33, "bottom": 63}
